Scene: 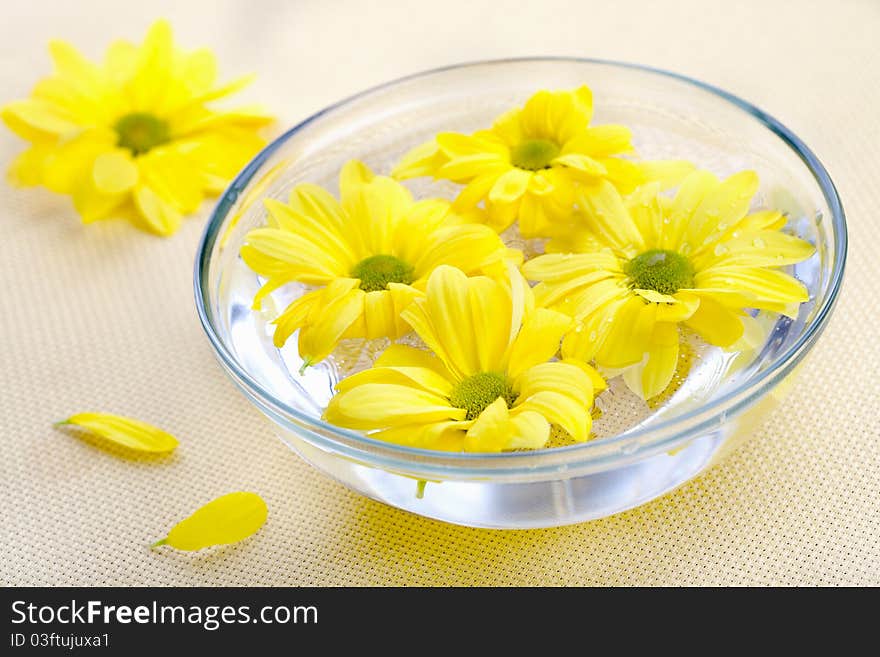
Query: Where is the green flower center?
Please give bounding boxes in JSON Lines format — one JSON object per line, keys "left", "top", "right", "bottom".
{"left": 351, "top": 254, "right": 414, "bottom": 292}
{"left": 625, "top": 249, "right": 695, "bottom": 295}
{"left": 114, "top": 112, "right": 170, "bottom": 155}
{"left": 510, "top": 139, "right": 560, "bottom": 171}
{"left": 449, "top": 372, "right": 517, "bottom": 421}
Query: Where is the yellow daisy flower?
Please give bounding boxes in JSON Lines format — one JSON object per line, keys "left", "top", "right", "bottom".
{"left": 522, "top": 171, "right": 816, "bottom": 400}
{"left": 2, "top": 20, "right": 272, "bottom": 235}
{"left": 241, "top": 161, "right": 515, "bottom": 366}
{"left": 325, "top": 265, "right": 605, "bottom": 452}
{"left": 393, "top": 85, "right": 689, "bottom": 238}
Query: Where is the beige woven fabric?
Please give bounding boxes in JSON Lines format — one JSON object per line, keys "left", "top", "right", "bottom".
{"left": 1, "top": 0, "right": 878, "bottom": 586}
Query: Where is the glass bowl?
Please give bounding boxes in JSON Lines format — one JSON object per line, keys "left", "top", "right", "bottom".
{"left": 194, "top": 58, "right": 846, "bottom": 528}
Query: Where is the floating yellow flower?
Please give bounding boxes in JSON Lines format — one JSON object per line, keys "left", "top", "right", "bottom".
{"left": 393, "top": 86, "right": 689, "bottom": 238}
{"left": 325, "top": 265, "right": 605, "bottom": 452}
{"left": 2, "top": 20, "right": 272, "bottom": 235}
{"left": 242, "top": 161, "right": 515, "bottom": 366}
{"left": 523, "top": 171, "right": 815, "bottom": 399}
{"left": 153, "top": 492, "right": 268, "bottom": 551}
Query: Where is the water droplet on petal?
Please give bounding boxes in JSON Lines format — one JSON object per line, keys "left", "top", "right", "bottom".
{"left": 588, "top": 331, "right": 597, "bottom": 341}
{"left": 713, "top": 243, "right": 729, "bottom": 256}
{"left": 752, "top": 237, "right": 766, "bottom": 248}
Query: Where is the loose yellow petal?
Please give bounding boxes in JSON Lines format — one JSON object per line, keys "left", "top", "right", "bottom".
{"left": 56, "top": 412, "right": 178, "bottom": 453}
{"left": 154, "top": 492, "right": 268, "bottom": 551}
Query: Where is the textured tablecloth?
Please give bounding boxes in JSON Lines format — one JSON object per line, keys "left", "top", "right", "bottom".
{"left": 2, "top": 0, "right": 878, "bottom": 586}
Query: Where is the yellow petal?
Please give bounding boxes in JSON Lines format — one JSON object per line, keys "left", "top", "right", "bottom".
{"left": 594, "top": 295, "right": 657, "bottom": 368}
{"left": 339, "top": 159, "right": 374, "bottom": 197}
{"left": 296, "top": 283, "right": 365, "bottom": 361}
{"left": 695, "top": 230, "right": 815, "bottom": 269}
{"left": 411, "top": 224, "right": 506, "bottom": 278}
{"left": 598, "top": 157, "right": 647, "bottom": 193}
{"left": 179, "top": 48, "right": 218, "bottom": 96}
{"left": 92, "top": 149, "right": 138, "bottom": 194}
{"left": 663, "top": 170, "right": 719, "bottom": 250}
{"left": 736, "top": 210, "right": 787, "bottom": 232}
{"left": 562, "top": 125, "right": 633, "bottom": 157}
{"left": 562, "top": 358, "right": 607, "bottom": 393}
{"left": 128, "top": 20, "right": 174, "bottom": 113}
{"left": 370, "top": 420, "right": 469, "bottom": 451}
{"left": 1, "top": 99, "right": 79, "bottom": 140}
{"left": 630, "top": 288, "right": 700, "bottom": 323}
{"left": 7, "top": 145, "right": 50, "bottom": 187}
{"left": 336, "top": 362, "right": 453, "bottom": 398}
{"left": 325, "top": 383, "right": 463, "bottom": 430}
{"left": 402, "top": 267, "right": 509, "bottom": 379}
{"left": 623, "top": 322, "right": 680, "bottom": 400}
{"left": 637, "top": 160, "right": 695, "bottom": 189}
{"left": 695, "top": 268, "right": 810, "bottom": 310}
{"left": 516, "top": 361, "right": 594, "bottom": 406}
{"left": 133, "top": 183, "right": 182, "bottom": 236}
{"left": 508, "top": 411, "right": 552, "bottom": 450}
{"left": 244, "top": 226, "right": 347, "bottom": 283}
{"left": 453, "top": 172, "right": 500, "bottom": 210}
{"left": 155, "top": 492, "right": 267, "bottom": 551}
{"left": 684, "top": 294, "right": 745, "bottom": 347}
{"left": 625, "top": 182, "right": 664, "bottom": 245}
{"left": 136, "top": 147, "right": 204, "bottom": 214}
{"left": 392, "top": 139, "right": 447, "bottom": 180}
{"left": 464, "top": 398, "right": 551, "bottom": 452}
{"left": 438, "top": 153, "right": 507, "bottom": 181}
{"left": 684, "top": 171, "right": 759, "bottom": 249}
{"left": 514, "top": 391, "right": 591, "bottom": 442}
{"left": 270, "top": 287, "right": 323, "bottom": 344}
{"left": 287, "top": 182, "right": 345, "bottom": 226}
{"left": 523, "top": 252, "right": 620, "bottom": 283}
{"left": 362, "top": 288, "right": 408, "bottom": 339}
{"left": 56, "top": 412, "right": 178, "bottom": 453}
{"left": 42, "top": 129, "right": 117, "bottom": 194}
{"left": 374, "top": 343, "right": 451, "bottom": 374}
{"left": 264, "top": 198, "right": 353, "bottom": 270}
{"left": 578, "top": 180, "right": 645, "bottom": 252}
{"left": 506, "top": 308, "right": 571, "bottom": 378}
{"left": 553, "top": 153, "right": 608, "bottom": 177}
{"left": 464, "top": 397, "right": 514, "bottom": 452}
{"left": 488, "top": 168, "right": 531, "bottom": 204}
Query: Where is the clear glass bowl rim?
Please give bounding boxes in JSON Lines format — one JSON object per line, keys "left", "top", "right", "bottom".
{"left": 194, "top": 57, "right": 847, "bottom": 477}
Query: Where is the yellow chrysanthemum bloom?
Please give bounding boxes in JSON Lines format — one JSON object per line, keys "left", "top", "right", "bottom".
{"left": 393, "top": 85, "right": 689, "bottom": 238}
{"left": 242, "top": 161, "right": 515, "bottom": 366}
{"left": 2, "top": 20, "right": 272, "bottom": 235}
{"left": 522, "top": 171, "right": 816, "bottom": 400}
{"left": 325, "top": 265, "right": 605, "bottom": 452}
